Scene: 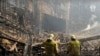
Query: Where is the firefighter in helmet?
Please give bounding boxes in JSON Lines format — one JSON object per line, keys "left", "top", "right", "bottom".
{"left": 49, "top": 34, "right": 60, "bottom": 52}
{"left": 49, "top": 34, "right": 60, "bottom": 43}
{"left": 67, "top": 35, "right": 81, "bottom": 56}
{"left": 42, "top": 34, "right": 59, "bottom": 56}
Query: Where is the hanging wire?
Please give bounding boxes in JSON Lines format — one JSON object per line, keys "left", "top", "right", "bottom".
{"left": 22, "top": 0, "right": 26, "bottom": 39}
{"left": 14, "top": 0, "right": 20, "bottom": 39}
{"left": 0, "top": 0, "right": 2, "bottom": 30}
{"left": 4, "top": 0, "right": 7, "bottom": 32}
{"left": 39, "top": 0, "right": 43, "bottom": 35}
{"left": 23, "top": 0, "right": 30, "bottom": 56}
{"left": 5, "top": 0, "right": 9, "bottom": 34}
{"left": 0, "top": 0, "right": 1, "bottom": 21}
{"left": 1, "top": 0, "right": 4, "bottom": 30}
{"left": 66, "top": 0, "right": 70, "bottom": 37}
{"left": 0, "top": 0, "right": 2, "bottom": 15}
{"left": 17, "top": 0, "right": 21, "bottom": 38}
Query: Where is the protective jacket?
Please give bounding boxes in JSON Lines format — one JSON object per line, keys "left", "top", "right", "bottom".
{"left": 42, "top": 39, "right": 58, "bottom": 56}
{"left": 67, "top": 40, "right": 81, "bottom": 56}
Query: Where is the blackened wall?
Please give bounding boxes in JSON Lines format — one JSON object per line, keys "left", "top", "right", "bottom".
{"left": 42, "top": 14, "right": 66, "bottom": 32}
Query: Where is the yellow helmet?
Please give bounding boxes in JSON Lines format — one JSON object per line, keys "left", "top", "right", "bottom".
{"left": 49, "top": 34, "right": 54, "bottom": 39}
{"left": 70, "top": 35, "right": 76, "bottom": 39}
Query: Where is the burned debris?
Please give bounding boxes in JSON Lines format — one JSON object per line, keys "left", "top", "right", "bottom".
{"left": 0, "top": 0, "right": 100, "bottom": 56}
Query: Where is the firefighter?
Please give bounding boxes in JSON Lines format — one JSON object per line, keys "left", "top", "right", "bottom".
{"left": 49, "top": 34, "right": 60, "bottom": 52}
{"left": 67, "top": 35, "right": 81, "bottom": 56}
{"left": 42, "top": 35, "right": 59, "bottom": 56}
{"left": 49, "top": 34, "right": 60, "bottom": 43}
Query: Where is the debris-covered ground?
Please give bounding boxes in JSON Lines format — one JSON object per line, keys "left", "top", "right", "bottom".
{"left": 0, "top": 0, "right": 100, "bottom": 56}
